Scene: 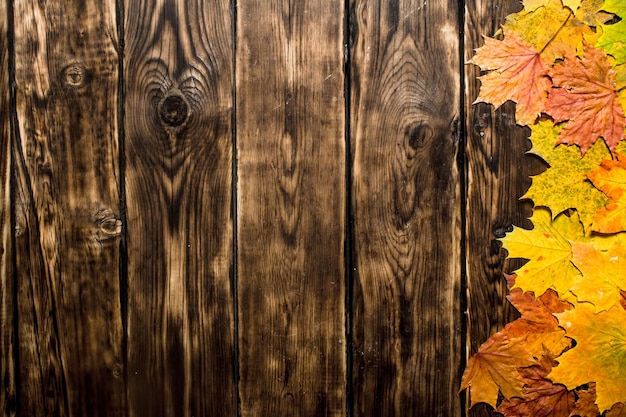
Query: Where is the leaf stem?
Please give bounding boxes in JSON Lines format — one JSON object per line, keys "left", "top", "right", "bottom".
{"left": 538, "top": 9, "right": 573, "bottom": 55}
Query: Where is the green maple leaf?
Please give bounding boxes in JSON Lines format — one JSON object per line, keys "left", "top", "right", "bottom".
{"left": 549, "top": 303, "right": 626, "bottom": 412}
{"left": 524, "top": 120, "right": 609, "bottom": 229}
{"left": 597, "top": 21, "right": 626, "bottom": 66}
{"left": 602, "top": 0, "right": 626, "bottom": 17}
{"left": 502, "top": 208, "right": 583, "bottom": 297}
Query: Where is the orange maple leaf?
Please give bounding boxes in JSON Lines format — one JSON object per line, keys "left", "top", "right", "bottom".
{"left": 461, "top": 332, "right": 537, "bottom": 407}
{"left": 587, "top": 156, "right": 626, "bottom": 233}
{"left": 462, "top": 282, "right": 571, "bottom": 408}
{"left": 471, "top": 29, "right": 551, "bottom": 125}
{"left": 497, "top": 353, "right": 575, "bottom": 417}
{"left": 545, "top": 42, "right": 626, "bottom": 154}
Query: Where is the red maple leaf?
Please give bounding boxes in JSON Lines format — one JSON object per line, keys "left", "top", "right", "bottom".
{"left": 545, "top": 42, "right": 626, "bottom": 154}
{"left": 470, "top": 29, "right": 551, "bottom": 126}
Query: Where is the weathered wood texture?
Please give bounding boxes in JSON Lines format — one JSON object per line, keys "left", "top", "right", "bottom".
{"left": 464, "top": 1, "right": 546, "bottom": 415}
{"left": 236, "top": 1, "right": 347, "bottom": 416}
{"left": 0, "top": 1, "right": 14, "bottom": 415}
{"left": 123, "top": 0, "right": 234, "bottom": 416}
{"left": 2, "top": 0, "right": 539, "bottom": 416}
{"left": 350, "top": 1, "right": 463, "bottom": 415}
{"left": 12, "top": 0, "right": 124, "bottom": 415}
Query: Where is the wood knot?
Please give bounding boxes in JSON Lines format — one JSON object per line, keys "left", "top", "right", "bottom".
{"left": 93, "top": 209, "right": 122, "bottom": 239}
{"left": 405, "top": 122, "right": 433, "bottom": 150}
{"left": 159, "top": 94, "right": 190, "bottom": 128}
{"left": 62, "top": 63, "right": 88, "bottom": 88}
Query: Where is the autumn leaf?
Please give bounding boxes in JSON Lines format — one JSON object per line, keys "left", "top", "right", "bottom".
{"left": 597, "top": 21, "right": 626, "bottom": 66}
{"left": 504, "top": 0, "right": 593, "bottom": 63}
{"left": 587, "top": 156, "right": 626, "bottom": 233}
{"left": 461, "top": 332, "right": 537, "bottom": 408}
{"left": 504, "top": 287, "right": 572, "bottom": 358}
{"left": 497, "top": 353, "right": 575, "bottom": 417}
{"left": 545, "top": 43, "right": 626, "bottom": 154}
{"left": 502, "top": 208, "right": 583, "bottom": 297}
{"left": 570, "top": 239, "right": 626, "bottom": 312}
{"left": 470, "top": 29, "right": 550, "bottom": 125}
{"left": 549, "top": 303, "right": 626, "bottom": 412}
{"left": 461, "top": 285, "right": 572, "bottom": 408}
{"left": 524, "top": 120, "right": 609, "bottom": 228}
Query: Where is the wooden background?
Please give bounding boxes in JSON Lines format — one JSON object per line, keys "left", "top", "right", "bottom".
{"left": 0, "top": 0, "right": 544, "bottom": 416}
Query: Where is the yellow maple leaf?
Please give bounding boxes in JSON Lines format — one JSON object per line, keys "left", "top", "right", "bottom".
{"left": 570, "top": 239, "right": 626, "bottom": 312}
{"left": 524, "top": 120, "right": 609, "bottom": 229}
{"left": 504, "top": 0, "right": 594, "bottom": 63}
{"left": 502, "top": 208, "right": 583, "bottom": 297}
{"left": 549, "top": 303, "right": 626, "bottom": 412}
{"left": 588, "top": 156, "right": 626, "bottom": 233}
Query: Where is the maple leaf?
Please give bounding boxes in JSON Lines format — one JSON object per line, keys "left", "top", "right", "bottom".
{"left": 549, "top": 303, "right": 626, "bottom": 412}
{"left": 504, "top": 0, "right": 593, "bottom": 63}
{"left": 470, "top": 29, "right": 550, "bottom": 125}
{"left": 502, "top": 208, "right": 583, "bottom": 297}
{"left": 524, "top": 120, "right": 609, "bottom": 228}
{"left": 570, "top": 239, "right": 626, "bottom": 312}
{"left": 461, "top": 332, "right": 537, "bottom": 408}
{"left": 545, "top": 43, "right": 626, "bottom": 154}
{"left": 497, "top": 353, "right": 575, "bottom": 417}
{"left": 597, "top": 21, "right": 626, "bottom": 66}
{"left": 587, "top": 156, "right": 626, "bottom": 233}
{"left": 462, "top": 284, "right": 572, "bottom": 409}
{"left": 504, "top": 287, "right": 572, "bottom": 358}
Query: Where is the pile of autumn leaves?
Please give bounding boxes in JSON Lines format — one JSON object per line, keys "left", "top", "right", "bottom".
{"left": 460, "top": 0, "right": 626, "bottom": 416}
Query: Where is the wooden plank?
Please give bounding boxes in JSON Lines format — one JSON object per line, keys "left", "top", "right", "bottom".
{"left": 0, "top": 0, "right": 14, "bottom": 414}
{"left": 236, "top": 1, "right": 346, "bottom": 416}
{"left": 123, "top": 1, "right": 234, "bottom": 416}
{"left": 12, "top": 0, "right": 124, "bottom": 415}
{"left": 464, "top": 1, "right": 546, "bottom": 415}
{"left": 349, "top": 0, "right": 463, "bottom": 415}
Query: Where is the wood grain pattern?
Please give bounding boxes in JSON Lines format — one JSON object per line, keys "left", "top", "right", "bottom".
{"left": 0, "top": 1, "right": 14, "bottom": 414}
{"left": 123, "top": 1, "right": 234, "bottom": 416}
{"left": 349, "top": 1, "right": 463, "bottom": 415}
{"left": 12, "top": 0, "right": 124, "bottom": 415}
{"left": 464, "top": 1, "right": 547, "bottom": 415}
{"left": 236, "top": 1, "right": 347, "bottom": 416}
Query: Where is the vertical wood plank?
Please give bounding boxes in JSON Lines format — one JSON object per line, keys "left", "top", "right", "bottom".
{"left": 350, "top": 0, "right": 463, "bottom": 415}
{"left": 236, "top": 1, "right": 347, "bottom": 416}
{"left": 0, "top": 0, "right": 14, "bottom": 414}
{"left": 123, "top": 1, "right": 234, "bottom": 416}
{"left": 464, "top": 1, "right": 546, "bottom": 415}
{"left": 12, "top": 0, "right": 124, "bottom": 415}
